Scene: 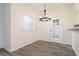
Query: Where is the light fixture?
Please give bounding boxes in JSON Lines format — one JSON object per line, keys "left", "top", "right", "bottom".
{"left": 39, "top": 3, "right": 51, "bottom": 21}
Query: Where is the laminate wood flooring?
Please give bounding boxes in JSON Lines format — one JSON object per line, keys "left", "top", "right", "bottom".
{"left": 0, "top": 40, "right": 76, "bottom": 56}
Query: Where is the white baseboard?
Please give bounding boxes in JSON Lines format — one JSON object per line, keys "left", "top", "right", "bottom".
{"left": 41, "top": 39, "right": 71, "bottom": 46}
{"left": 4, "top": 48, "right": 12, "bottom": 52}
{"left": 4, "top": 40, "right": 38, "bottom": 52}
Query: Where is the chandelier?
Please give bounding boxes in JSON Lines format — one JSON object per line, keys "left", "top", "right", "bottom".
{"left": 39, "top": 3, "right": 51, "bottom": 21}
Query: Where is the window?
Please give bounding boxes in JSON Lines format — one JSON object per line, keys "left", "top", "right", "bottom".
{"left": 52, "top": 19, "right": 60, "bottom": 38}
{"left": 22, "top": 15, "right": 36, "bottom": 32}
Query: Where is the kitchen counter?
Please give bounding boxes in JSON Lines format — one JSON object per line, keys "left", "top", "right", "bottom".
{"left": 69, "top": 27, "right": 79, "bottom": 55}
{"left": 69, "top": 27, "right": 79, "bottom": 31}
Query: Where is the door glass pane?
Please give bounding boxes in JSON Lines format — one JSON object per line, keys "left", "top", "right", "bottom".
{"left": 52, "top": 19, "right": 60, "bottom": 38}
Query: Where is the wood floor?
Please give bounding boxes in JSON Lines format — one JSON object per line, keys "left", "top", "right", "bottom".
{"left": 0, "top": 40, "right": 76, "bottom": 56}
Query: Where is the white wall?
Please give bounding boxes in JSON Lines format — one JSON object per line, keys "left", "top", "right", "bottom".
{"left": 0, "top": 4, "right": 4, "bottom": 48}
{"left": 0, "top": 4, "right": 10, "bottom": 49}
{"left": 2, "top": 3, "right": 11, "bottom": 51}
{"left": 10, "top": 4, "right": 39, "bottom": 52}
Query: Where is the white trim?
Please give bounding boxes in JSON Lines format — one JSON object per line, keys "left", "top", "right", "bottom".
{"left": 4, "top": 40, "right": 38, "bottom": 52}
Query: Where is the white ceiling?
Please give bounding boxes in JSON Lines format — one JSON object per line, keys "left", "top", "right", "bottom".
{"left": 26, "top": 3, "right": 74, "bottom": 11}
